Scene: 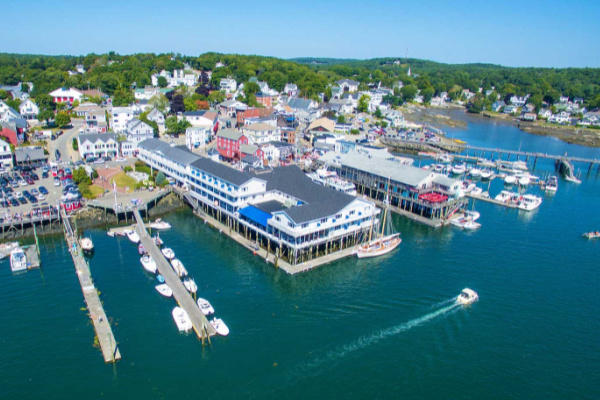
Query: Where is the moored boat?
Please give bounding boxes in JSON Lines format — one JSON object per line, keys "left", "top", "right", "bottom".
{"left": 171, "top": 258, "right": 188, "bottom": 277}
{"left": 457, "top": 288, "right": 479, "bottom": 305}
{"left": 140, "top": 254, "right": 157, "bottom": 274}
{"left": 480, "top": 169, "right": 493, "bottom": 179}
{"left": 126, "top": 229, "right": 140, "bottom": 244}
{"left": 149, "top": 218, "right": 172, "bottom": 230}
{"left": 545, "top": 176, "right": 558, "bottom": 192}
{"left": 106, "top": 231, "right": 115, "bottom": 237}
{"left": 153, "top": 234, "right": 164, "bottom": 246}
{"left": 516, "top": 194, "right": 542, "bottom": 211}
{"left": 197, "top": 298, "right": 215, "bottom": 315}
{"left": 183, "top": 278, "right": 197, "bottom": 293}
{"left": 155, "top": 283, "right": 173, "bottom": 297}
{"left": 504, "top": 175, "right": 517, "bottom": 185}
{"left": 518, "top": 175, "right": 531, "bottom": 186}
{"left": 172, "top": 307, "right": 193, "bottom": 332}
{"left": 138, "top": 243, "right": 146, "bottom": 255}
{"left": 210, "top": 318, "right": 230, "bottom": 336}
{"left": 451, "top": 163, "right": 466, "bottom": 175}
{"left": 469, "top": 168, "right": 482, "bottom": 177}
{"left": 162, "top": 247, "right": 175, "bottom": 260}
{"left": 80, "top": 237, "right": 94, "bottom": 252}
{"left": 10, "top": 247, "right": 27, "bottom": 272}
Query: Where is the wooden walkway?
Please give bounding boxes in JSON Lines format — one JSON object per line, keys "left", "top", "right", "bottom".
{"left": 61, "top": 210, "right": 121, "bottom": 363}
{"left": 131, "top": 209, "right": 216, "bottom": 340}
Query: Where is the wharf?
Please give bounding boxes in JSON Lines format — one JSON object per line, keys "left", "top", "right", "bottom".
{"left": 24, "top": 245, "right": 40, "bottom": 269}
{"left": 132, "top": 209, "right": 216, "bottom": 340}
{"left": 370, "top": 198, "right": 446, "bottom": 228}
{"left": 61, "top": 210, "right": 121, "bottom": 363}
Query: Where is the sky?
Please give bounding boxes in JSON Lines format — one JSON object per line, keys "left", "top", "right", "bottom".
{"left": 3, "top": 0, "right": 600, "bottom": 68}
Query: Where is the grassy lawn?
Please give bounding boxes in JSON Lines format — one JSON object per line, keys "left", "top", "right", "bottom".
{"left": 88, "top": 185, "right": 106, "bottom": 198}
{"left": 113, "top": 171, "right": 138, "bottom": 189}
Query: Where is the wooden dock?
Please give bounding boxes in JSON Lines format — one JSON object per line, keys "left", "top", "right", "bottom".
{"left": 131, "top": 209, "right": 216, "bottom": 341}
{"left": 466, "top": 193, "right": 518, "bottom": 208}
{"left": 61, "top": 210, "right": 121, "bottom": 363}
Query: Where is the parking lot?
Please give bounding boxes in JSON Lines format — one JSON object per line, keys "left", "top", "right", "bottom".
{"left": 0, "top": 163, "right": 82, "bottom": 223}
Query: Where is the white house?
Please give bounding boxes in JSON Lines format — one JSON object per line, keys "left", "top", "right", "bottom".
{"left": 0, "top": 107, "right": 21, "bottom": 123}
{"left": 220, "top": 78, "right": 238, "bottom": 93}
{"left": 336, "top": 79, "right": 359, "bottom": 92}
{"left": 185, "top": 126, "right": 212, "bottom": 150}
{"left": 49, "top": 87, "right": 84, "bottom": 104}
{"left": 18, "top": 99, "right": 39, "bottom": 120}
{"left": 126, "top": 119, "right": 154, "bottom": 145}
{"left": 182, "top": 110, "right": 218, "bottom": 128}
{"left": 538, "top": 109, "right": 552, "bottom": 119}
{"left": 284, "top": 83, "right": 298, "bottom": 96}
{"left": 510, "top": 95, "right": 529, "bottom": 107}
{"left": 548, "top": 111, "right": 571, "bottom": 125}
{"left": 0, "top": 138, "right": 13, "bottom": 168}
{"left": 242, "top": 123, "right": 282, "bottom": 144}
{"left": 77, "top": 133, "right": 119, "bottom": 159}
{"left": 111, "top": 107, "right": 135, "bottom": 133}
{"left": 146, "top": 108, "right": 165, "bottom": 128}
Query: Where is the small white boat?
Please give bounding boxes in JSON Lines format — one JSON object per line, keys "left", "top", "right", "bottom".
{"left": 494, "top": 190, "right": 514, "bottom": 203}
{"left": 149, "top": 218, "right": 172, "bottom": 230}
{"left": 0, "top": 241, "right": 19, "bottom": 252}
{"left": 171, "top": 258, "right": 188, "bottom": 277}
{"left": 433, "top": 164, "right": 445, "bottom": 173}
{"left": 155, "top": 283, "right": 173, "bottom": 297}
{"left": 480, "top": 169, "right": 493, "bottom": 179}
{"left": 126, "top": 229, "right": 140, "bottom": 244}
{"left": 480, "top": 191, "right": 490, "bottom": 199}
{"left": 106, "top": 231, "right": 115, "bottom": 237}
{"left": 197, "top": 298, "right": 215, "bottom": 315}
{"left": 460, "top": 180, "right": 476, "bottom": 193}
{"left": 462, "top": 220, "right": 482, "bottom": 230}
{"left": 436, "top": 153, "right": 453, "bottom": 163}
{"left": 516, "top": 194, "right": 542, "bottom": 211}
{"left": 545, "top": 176, "right": 558, "bottom": 192}
{"left": 140, "top": 254, "right": 157, "bottom": 274}
{"left": 583, "top": 231, "right": 600, "bottom": 239}
{"left": 518, "top": 175, "right": 531, "bottom": 186}
{"left": 450, "top": 211, "right": 481, "bottom": 230}
{"left": 138, "top": 243, "right": 146, "bottom": 255}
{"left": 10, "top": 247, "right": 27, "bottom": 272}
{"left": 80, "top": 237, "right": 94, "bottom": 252}
{"left": 565, "top": 175, "right": 581, "bottom": 184}
{"left": 504, "top": 175, "right": 517, "bottom": 185}
{"left": 153, "top": 234, "right": 164, "bottom": 246}
{"left": 183, "top": 278, "right": 197, "bottom": 293}
{"left": 457, "top": 288, "right": 479, "bottom": 305}
{"left": 162, "top": 247, "right": 175, "bottom": 260}
{"left": 471, "top": 187, "right": 483, "bottom": 196}
{"left": 210, "top": 317, "right": 230, "bottom": 336}
{"left": 469, "top": 168, "right": 482, "bottom": 177}
{"left": 451, "top": 163, "right": 466, "bottom": 175}
{"left": 172, "top": 307, "right": 193, "bottom": 332}
{"left": 513, "top": 160, "right": 528, "bottom": 171}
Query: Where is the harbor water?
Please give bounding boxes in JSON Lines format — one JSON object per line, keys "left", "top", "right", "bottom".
{"left": 1, "top": 119, "right": 599, "bottom": 399}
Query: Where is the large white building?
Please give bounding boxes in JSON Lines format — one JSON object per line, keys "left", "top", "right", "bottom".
{"left": 137, "top": 139, "right": 378, "bottom": 267}
{"left": 111, "top": 107, "right": 135, "bottom": 133}
{"left": 186, "top": 126, "right": 212, "bottom": 150}
{"left": 242, "top": 122, "right": 282, "bottom": 144}
{"left": 0, "top": 138, "right": 13, "bottom": 168}
{"left": 77, "top": 133, "right": 119, "bottom": 159}
{"left": 49, "top": 87, "right": 84, "bottom": 104}
{"left": 220, "top": 78, "right": 237, "bottom": 93}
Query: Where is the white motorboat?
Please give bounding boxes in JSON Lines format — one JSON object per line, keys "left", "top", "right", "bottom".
{"left": 170, "top": 258, "right": 188, "bottom": 277}
{"left": 504, "top": 175, "right": 517, "bottom": 185}
{"left": 464, "top": 210, "right": 481, "bottom": 221}
{"left": 456, "top": 288, "right": 479, "bottom": 305}
{"left": 436, "top": 153, "right": 453, "bottom": 163}
{"left": 477, "top": 158, "right": 496, "bottom": 168}
{"left": 10, "top": 247, "right": 27, "bottom": 272}
{"left": 106, "top": 231, "right": 115, "bottom": 237}
{"left": 433, "top": 164, "right": 445, "bottom": 173}
{"left": 172, "top": 307, "right": 193, "bottom": 332}
{"left": 197, "top": 298, "right": 215, "bottom": 315}
{"left": 162, "top": 247, "right": 175, "bottom": 260}
{"left": 140, "top": 255, "right": 157, "bottom": 274}
{"left": 153, "top": 234, "right": 164, "bottom": 246}
{"left": 126, "top": 229, "right": 140, "bottom": 244}
{"left": 462, "top": 220, "right": 482, "bottom": 230}
{"left": 450, "top": 209, "right": 481, "bottom": 230}
{"left": 80, "top": 237, "right": 94, "bottom": 252}
{"left": 183, "top": 278, "right": 197, "bottom": 293}
{"left": 513, "top": 160, "right": 528, "bottom": 171}
{"left": 155, "top": 284, "right": 173, "bottom": 297}
{"left": 516, "top": 194, "right": 542, "bottom": 211}
{"left": 210, "top": 318, "right": 230, "bottom": 336}
{"left": 518, "top": 175, "right": 531, "bottom": 186}
{"left": 494, "top": 190, "right": 515, "bottom": 203}
{"left": 460, "top": 180, "right": 476, "bottom": 193}
{"left": 583, "top": 231, "right": 600, "bottom": 239}
{"left": 471, "top": 187, "right": 483, "bottom": 196}
{"left": 480, "top": 169, "right": 493, "bottom": 179}
{"left": 469, "top": 168, "right": 482, "bottom": 177}
{"left": 545, "top": 176, "right": 558, "bottom": 192}
{"left": 451, "top": 163, "right": 466, "bottom": 175}
{"left": 565, "top": 175, "right": 581, "bottom": 184}
{"left": 480, "top": 191, "right": 490, "bottom": 199}
{"left": 149, "top": 218, "right": 172, "bottom": 230}
{"left": 0, "top": 241, "right": 19, "bottom": 252}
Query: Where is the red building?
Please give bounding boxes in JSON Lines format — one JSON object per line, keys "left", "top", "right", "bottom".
{"left": 255, "top": 93, "right": 274, "bottom": 107}
{"left": 0, "top": 121, "right": 27, "bottom": 145}
{"left": 216, "top": 129, "right": 248, "bottom": 160}
{"left": 236, "top": 107, "right": 274, "bottom": 126}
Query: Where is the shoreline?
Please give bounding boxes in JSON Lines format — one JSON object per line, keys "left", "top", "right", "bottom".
{"left": 402, "top": 105, "right": 600, "bottom": 148}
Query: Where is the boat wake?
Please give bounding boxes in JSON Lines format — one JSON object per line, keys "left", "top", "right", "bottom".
{"left": 430, "top": 297, "right": 458, "bottom": 309}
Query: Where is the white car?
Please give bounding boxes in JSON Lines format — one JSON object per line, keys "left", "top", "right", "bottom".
{"left": 37, "top": 193, "right": 45, "bottom": 201}
{"left": 19, "top": 179, "right": 27, "bottom": 186}
{"left": 114, "top": 157, "right": 127, "bottom": 163}
{"left": 54, "top": 178, "right": 61, "bottom": 187}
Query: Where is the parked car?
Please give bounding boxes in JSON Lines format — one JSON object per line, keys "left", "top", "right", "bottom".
{"left": 39, "top": 186, "right": 48, "bottom": 195}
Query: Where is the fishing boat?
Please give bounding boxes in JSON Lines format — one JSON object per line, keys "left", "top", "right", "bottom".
{"left": 155, "top": 284, "right": 173, "bottom": 297}
{"left": 126, "top": 229, "right": 140, "bottom": 244}
{"left": 10, "top": 247, "right": 27, "bottom": 272}
{"left": 79, "top": 237, "right": 94, "bottom": 252}
{"left": 153, "top": 234, "right": 164, "bottom": 246}
{"left": 355, "top": 178, "right": 401, "bottom": 259}
{"left": 456, "top": 288, "right": 478, "bottom": 305}
{"left": 451, "top": 163, "right": 466, "bottom": 175}
{"left": 516, "top": 194, "right": 542, "bottom": 211}
{"left": 171, "top": 258, "right": 188, "bottom": 277}
{"left": 480, "top": 169, "right": 493, "bottom": 179}
{"left": 140, "top": 254, "right": 157, "bottom": 274}
{"left": 545, "top": 176, "right": 558, "bottom": 192}
{"left": 162, "top": 247, "right": 175, "bottom": 260}
{"left": 138, "top": 243, "right": 146, "bottom": 255}
{"left": 197, "top": 298, "right": 215, "bottom": 315}
{"left": 583, "top": 231, "right": 600, "bottom": 239}
{"left": 172, "top": 307, "right": 193, "bottom": 332}
{"left": 183, "top": 278, "right": 197, "bottom": 293}
{"left": 149, "top": 218, "right": 172, "bottom": 230}
{"left": 210, "top": 318, "right": 230, "bottom": 336}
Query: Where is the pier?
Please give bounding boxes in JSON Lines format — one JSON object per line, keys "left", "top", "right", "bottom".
{"left": 61, "top": 209, "right": 121, "bottom": 363}
{"left": 132, "top": 209, "right": 216, "bottom": 341}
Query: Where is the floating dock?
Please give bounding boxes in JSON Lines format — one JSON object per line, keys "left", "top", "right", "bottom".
{"left": 132, "top": 209, "right": 216, "bottom": 341}
{"left": 61, "top": 210, "right": 121, "bottom": 363}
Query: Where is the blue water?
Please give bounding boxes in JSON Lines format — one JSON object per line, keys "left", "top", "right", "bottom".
{"left": 1, "top": 121, "right": 600, "bottom": 399}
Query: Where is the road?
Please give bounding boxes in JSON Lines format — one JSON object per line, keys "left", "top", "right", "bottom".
{"left": 48, "top": 120, "right": 85, "bottom": 163}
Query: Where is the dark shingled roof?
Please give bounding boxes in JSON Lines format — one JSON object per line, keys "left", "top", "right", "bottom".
{"left": 249, "top": 165, "right": 355, "bottom": 224}
{"left": 138, "top": 138, "right": 200, "bottom": 166}
{"left": 190, "top": 157, "right": 256, "bottom": 187}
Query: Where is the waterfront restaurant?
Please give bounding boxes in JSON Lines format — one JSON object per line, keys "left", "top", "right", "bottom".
{"left": 319, "top": 148, "right": 466, "bottom": 224}
{"left": 137, "top": 139, "right": 379, "bottom": 266}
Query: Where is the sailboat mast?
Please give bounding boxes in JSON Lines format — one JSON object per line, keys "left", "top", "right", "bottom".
{"left": 380, "top": 177, "right": 391, "bottom": 238}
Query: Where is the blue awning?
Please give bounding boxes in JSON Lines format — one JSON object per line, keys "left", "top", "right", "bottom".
{"left": 238, "top": 206, "right": 271, "bottom": 228}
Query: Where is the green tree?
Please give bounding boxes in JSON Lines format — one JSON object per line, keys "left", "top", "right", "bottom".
{"left": 112, "top": 87, "right": 134, "bottom": 107}
{"left": 55, "top": 111, "right": 71, "bottom": 128}
{"left": 337, "top": 115, "right": 346, "bottom": 124}
{"left": 165, "top": 116, "right": 191, "bottom": 135}
{"left": 72, "top": 138, "right": 78, "bottom": 151}
{"left": 157, "top": 76, "right": 168, "bottom": 88}
{"left": 155, "top": 171, "right": 167, "bottom": 186}
{"left": 358, "top": 94, "right": 370, "bottom": 113}
{"left": 373, "top": 107, "right": 383, "bottom": 118}
{"left": 6, "top": 99, "right": 21, "bottom": 110}
{"left": 149, "top": 93, "right": 169, "bottom": 112}
{"left": 35, "top": 94, "right": 55, "bottom": 111}
{"left": 184, "top": 97, "right": 199, "bottom": 112}
{"left": 324, "top": 86, "right": 333, "bottom": 102}
{"left": 401, "top": 84, "right": 418, "bottom": 102}
{"left": 38, "top": 109, "right": 54, "bottom": 126}
{"left": 421, "top": 87, "right": 435, "bottom": 103}
{"left": 0, "top": 90, "right": 8, "bottom": 100}
{"left": 208, "top": 91, "right": 225, "bottom": 105}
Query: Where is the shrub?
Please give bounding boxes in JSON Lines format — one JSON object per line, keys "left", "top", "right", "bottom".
{"left": 123, "top": 166, "right": 133, "bottom": 172}
{"left": 72, "top": 138, "right": 78, "bottom": 151}
{"left": 155, "top": 171, "right": 167, "bottom": 187}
